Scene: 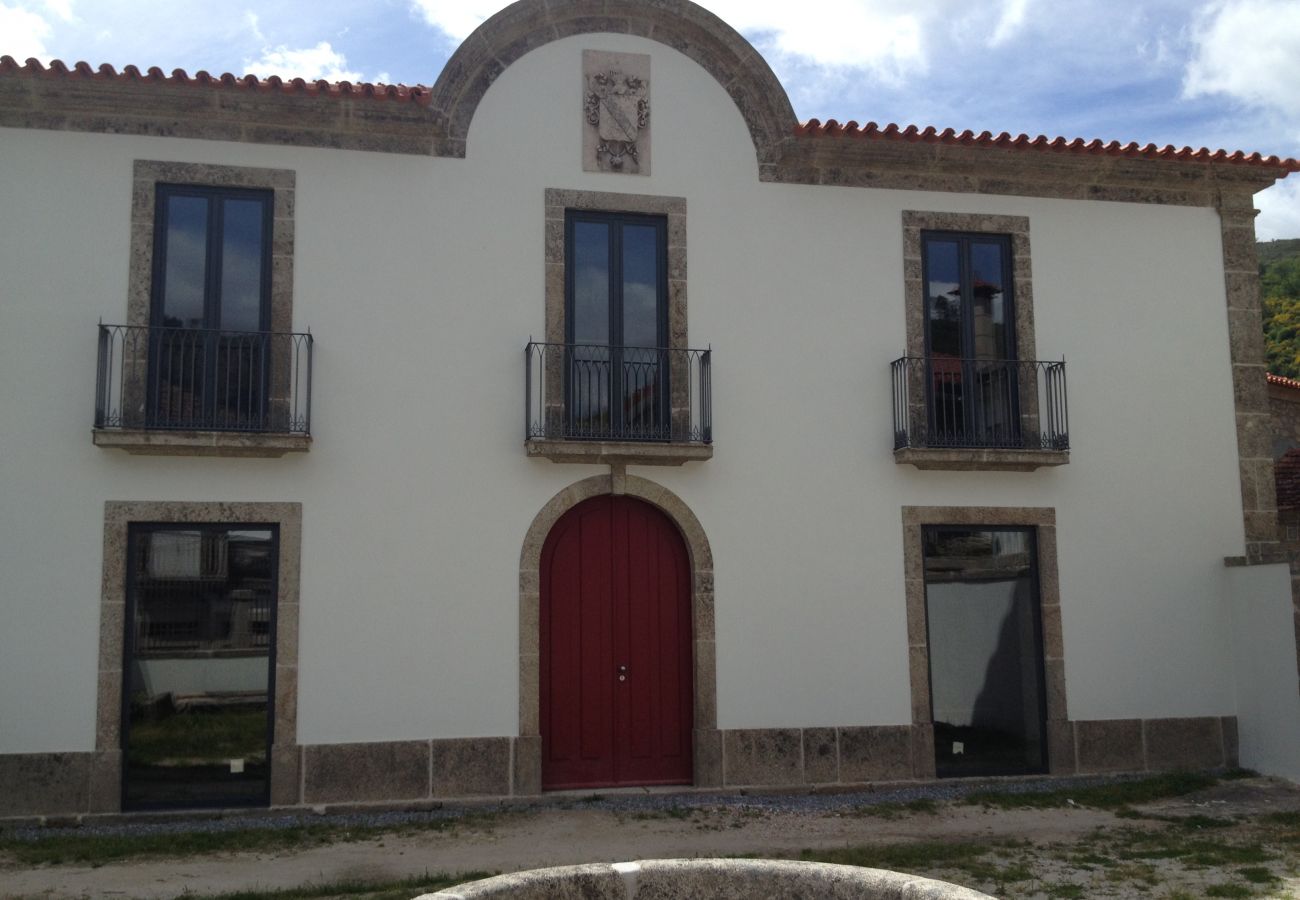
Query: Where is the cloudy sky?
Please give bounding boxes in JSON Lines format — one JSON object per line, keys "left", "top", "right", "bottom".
{"left": 4, "top": 0, "right": 1298, "bottom": 238}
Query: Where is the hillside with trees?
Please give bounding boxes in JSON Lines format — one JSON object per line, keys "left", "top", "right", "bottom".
{"left": 1260, "top": 239, "right": 1300, "bottom": 378}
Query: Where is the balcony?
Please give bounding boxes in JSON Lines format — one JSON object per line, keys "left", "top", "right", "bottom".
{"left": 525, "top": 341, "right": 712, "bottom": 465}
{"left": 891, "top": 356, "right": 1069, "bottom": 471}
{"left": 93, "top": 324, "right": 313, "bottom": 457}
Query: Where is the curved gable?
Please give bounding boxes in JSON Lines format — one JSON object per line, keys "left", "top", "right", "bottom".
{"left": 427, "top": 0, "right": 797, "bottom": 166}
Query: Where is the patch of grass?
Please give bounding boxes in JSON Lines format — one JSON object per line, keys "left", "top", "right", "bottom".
{"left": 177, "top": 870, "right": 493, "bottom": 900}
{"left": 0, "top": 810, "right": 510, "bottom": 867}
{"left": 1259, "top": 811, "right": 1300, "bottom": 827}
{"left": 798, "top": 840, "right": 991, "bottom": 871}
{"left": 963, "top": 773, "right": 1219, "bottom": 811}
{"left": 1046, "top": 884, "right": 1085, "bottom": 899}
{"left": 797, "top": 840, "right": 1033, "bottom": 887}
{"left": 1112, "top": 829, "right": 1273, "bottom": 868}
{"left": 1236, "top": 866, "right": 1279, "bottom": 884}
{"left": 1204, "top": 884, "right": 1253, "bottom": 898}
{"left": 848, "top": 798, "right": 939, "bottom": 819}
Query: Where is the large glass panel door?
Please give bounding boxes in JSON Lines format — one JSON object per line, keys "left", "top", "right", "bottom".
{"left": 123, "top": 524, "right": 277, "bottom": 809}
{"left": 565, "top": 210, "right": 668, "bottom": 440}
{"left": 921, "top": 233, "right": 1018, "bottom": 447}
{"left": 923, "top": 526, "right": 1047, "bottom": 777}
{"left": 150, "top": 185, "right": 273, "bottom": 430}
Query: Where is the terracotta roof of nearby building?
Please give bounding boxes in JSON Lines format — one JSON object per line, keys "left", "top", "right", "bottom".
{"left": 1277, "top": 448, "right": 1300, "bottom": 510}
{"left": 1268, "top": 373, "right": 1300, "bottom": 390}
{"left": 3, "top": 55, "right": 1298, "bottom": 173}
{"left": 0, "top": 56, "right": 433, "bottom": 105}
{"left": 796, "top": 119, "right": 1300, "bottom": 173}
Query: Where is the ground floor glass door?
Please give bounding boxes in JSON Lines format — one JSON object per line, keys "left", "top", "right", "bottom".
{"left": 922, "top": 526, "right": 1047, "bottom": 777}
{"left": 123, "top": 524, "right": 277, "bottom": 809}
{"left": 540, "top": 496, "right": 693, "bottom": 789}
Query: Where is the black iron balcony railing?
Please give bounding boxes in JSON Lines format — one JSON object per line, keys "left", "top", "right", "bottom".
{"left": 526, "top": 341, "right": 711, "bottom": 444}
{"left": 891, "top": 356, "right": 1068, "bottom": 451}
{"left": 95, "top": 324, "right": 313, "bottom": 434}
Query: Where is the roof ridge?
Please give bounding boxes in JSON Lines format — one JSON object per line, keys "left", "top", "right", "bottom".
{"left": 795, "top": 117, "right": 1299, "bottom": 173}
{"left": 0, "top": 56, "right": 433, "bottom": 105}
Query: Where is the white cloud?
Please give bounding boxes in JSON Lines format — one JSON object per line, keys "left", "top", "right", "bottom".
{"left": 244, "top": 10, "right": 265, "bottom": 44}
{"left": 1257, "top": 177, "right": 1300, "bottom": 242}
{"left": 1184, "top": 0, "right": 1300, "bottom": 115}
{"left": 41, "top": 0, "right": 72, "bottom": 23}
{"left": 989, "top": 0, "right": 1030, "bottom": 47}
{"left": 408, "top": 0, "right": 500, "bottom": 40}
{"left": 409, "top": 0, "right": 1031, "bottom": 83}
{"left": 244, "top": 41, "right": 362, "bottom": 81}
{"left": 0, "top": 3, "right": 52, "bottom": 59}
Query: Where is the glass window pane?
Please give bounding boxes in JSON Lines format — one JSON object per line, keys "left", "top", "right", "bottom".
{"left": 923, "top": 238, "right": 961, "bottom": 359}
{"left": 572, "top": 221, "right": 610, "bottom": 345}
{"left": 219, "top": 198, "right": 267, "bottom": 332}
{"left": 923, "top": 527, "right": 1045, "bottom": 777}
{"left": 621, "top": 225, "right": 660, "bottom": 349}
{"left": 124, "top": 526, "right": 275, "bottom": 809}
{"left": 969, "top": 241, "right": 1009, "bottom": 360}
{"left": 160, "top": 195, "right": 209, "bottom": 329}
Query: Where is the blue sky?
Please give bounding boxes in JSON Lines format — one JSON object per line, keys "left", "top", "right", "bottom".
{"left": 4, "top": 0, "right": 1298, "bottom": 238}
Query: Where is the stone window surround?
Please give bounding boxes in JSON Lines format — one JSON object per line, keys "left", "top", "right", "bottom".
{"left": 91, "top": 160, "right": 307, "bottom": 458}
{"left": 528, "top": 188, "right": 709, "bottom": 465}
{"left": 516, "top": 471, "right": 721, "bottom": 791}
{"left": 93, "top": 501, "right": 303, "bottom": 812}
{"left": 897, "top": 211, "right": 1066, "bottom": 472}
{"left": 901, "top": 505, "right": 1072, "bottom": 778}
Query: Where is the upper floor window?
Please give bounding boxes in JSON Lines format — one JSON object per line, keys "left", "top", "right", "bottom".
{"left": 922, "top": 231, "right": 1019, "bottom": 448}
{"left": 893, "top": 211, "right": 1068, "bottom": 469}
{"left": 566, "top": 210, "right": 668, "bottom": 440}
{"left": 92, "top": 162, "right": 312, "bottom": 456}
{"left": 149, "top": 185, "right": 274, "bottom": 430}
{"left": 524, "top": 189, "right": 711, "bottom": 464}
{"left": 922, "top": 232, "right": 1015, "bottom": 364}
{"left": 153, "top": 184, "right": 272, "bottom": 333}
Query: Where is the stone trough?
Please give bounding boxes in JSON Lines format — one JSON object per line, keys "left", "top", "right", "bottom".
{"left": 415, "top": 859, "right": 995, "bottom": 899}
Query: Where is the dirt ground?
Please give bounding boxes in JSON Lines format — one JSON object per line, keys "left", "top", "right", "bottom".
{"left": 4, "top": 777, "right": 1300, "bottom": 899}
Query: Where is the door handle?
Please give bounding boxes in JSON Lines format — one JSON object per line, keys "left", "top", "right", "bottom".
{"left": 617, "top": 664, "right": 628, "bottom": 682}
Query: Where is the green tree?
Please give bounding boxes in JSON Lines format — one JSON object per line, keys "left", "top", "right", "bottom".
{"left": 1260, "top": 242, "right": 1300, "bottom": 379}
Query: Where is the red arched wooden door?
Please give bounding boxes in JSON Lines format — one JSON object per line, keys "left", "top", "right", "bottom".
{"left": 540, "top": 495, "right": 693, "bottom": 789}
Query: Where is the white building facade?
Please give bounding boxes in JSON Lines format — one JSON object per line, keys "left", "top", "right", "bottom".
{"left": 1, "top": 0, "right": 1298, "bottom": 816}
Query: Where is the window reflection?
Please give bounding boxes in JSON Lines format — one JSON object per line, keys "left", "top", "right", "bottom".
{"left": 923, "top": 527, "right": 1046, "bottom": 778}
{"left": 565, "top": 211, "right": 668, "bottom": 441}
{"left": 922, "top": 233, "right": 1019, "bottom": 448}
{"left": 124, "top": 525, "right": 276, "bottom": 809}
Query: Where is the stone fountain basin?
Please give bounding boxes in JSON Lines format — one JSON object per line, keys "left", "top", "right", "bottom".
{"left": 415, "top": 858, "right": 995, "bottom": 899}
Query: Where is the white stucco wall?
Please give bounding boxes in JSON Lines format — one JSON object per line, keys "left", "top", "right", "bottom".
{"left": 0, "top": 30, "right": 1273, "bottom": 754}
{"left": 1227, "top": 563, "right": 1300, "bottom": 780}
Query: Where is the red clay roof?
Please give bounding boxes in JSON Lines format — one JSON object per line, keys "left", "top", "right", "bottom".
{"left": 3, "top": 55, "right": 1298, "bottom": 172}
{"left": 1268, "top": 373, "right": 1300, "bottom": 390}
{"left": 796, "top": 118, "right": 1300, "bottom": 173}
{"left": 0, "top": 56, "right": 432, "bottom": 105}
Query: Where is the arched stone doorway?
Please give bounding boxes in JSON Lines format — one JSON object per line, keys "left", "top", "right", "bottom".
{"left": 517, "top": 474, "right": 718, "bottom": 792}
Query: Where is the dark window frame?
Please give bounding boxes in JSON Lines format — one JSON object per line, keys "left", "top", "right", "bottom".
{"left": 147, "top": 184, "right": 275, "bottom": 431}
{"left": 920, "top": 524, "right": 1050, "bottom": 779}
{"left": 563, "top": 208, "right": 670, "bottom": 440}
{"left": 919, "top": 230, "right": 1017, "bottom": 363}
{"left": 149, "top": 183, "right": 275, "bottom": 334}
{"left": 121, "top": 521, "right": 281, "bottom": 811}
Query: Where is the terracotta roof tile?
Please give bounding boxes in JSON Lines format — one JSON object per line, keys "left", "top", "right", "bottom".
{"left": 4, "top": 56, "right": 1297, "bottom": 172}
{"left": 1268, "top": 372, "right": 1300, "bottom": 390}
{"left": 796, "top": 119, "right": 1300, "bottom": 174}
{"left": 0, "top": 56, "right": 432, "bottom": 105}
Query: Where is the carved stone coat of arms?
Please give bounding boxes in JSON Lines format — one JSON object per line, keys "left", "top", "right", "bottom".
{"left": 582, "top": 50, "right": 651, "bottom": 175}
